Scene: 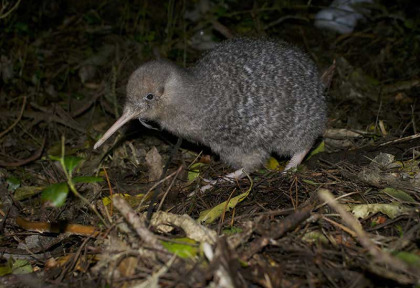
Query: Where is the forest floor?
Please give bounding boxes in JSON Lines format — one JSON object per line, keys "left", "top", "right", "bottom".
{"left": 0, "top": 1, "right": 419, "bottom": 287}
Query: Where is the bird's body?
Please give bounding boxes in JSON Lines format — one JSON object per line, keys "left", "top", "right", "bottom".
{"left": 95, "top": 38, "right": 327, "bottom": 172}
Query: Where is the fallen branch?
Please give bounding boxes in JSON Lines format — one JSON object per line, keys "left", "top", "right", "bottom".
{"left": 112, "top": 195, "right": 170, "bottom": 261}
{"left": 151, "top": 211, "right": 217, "bottom": 244}
{"left": 241, "top": 204, "right": 312, "bottom": 261}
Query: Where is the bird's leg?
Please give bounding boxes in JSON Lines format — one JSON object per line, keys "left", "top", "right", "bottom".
{"left": 223, "top": 168, "right": 246, "bottom": 180}
{"left": 284, "top": 149, "right": 309, "bottom": 172}
{"left": 200, "top": 168, "right": 246, "bottom": 192}
{"left": 199, "top": 150, "right": 266, "bottom": 192}
{"left": 200, "top": 149, "right": 310, "bottom": 192}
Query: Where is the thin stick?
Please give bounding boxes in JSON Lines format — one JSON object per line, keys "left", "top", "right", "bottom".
{"left": 0, "top": 0, "right": 22, "bottom": 19}
{"left": 137, "top": 168, "right": 181, "bottom": 210}
{"left": 379, "top": 133, "right": 420, "bottom": 146}
{"left": 112, "top": 195, "right": 170, "bottom": 260}
{"left": 322, "top": 215, "right": 357, "bottom": 237}
{"left": 156, "top": 165, "right": 183, "bottom": 213}
{"left": 318, "top": 189, "right": 418, "bottom": 277}
{"left": 146, "top": 138, "right": 182, "bottom": 222}
{"left": 0, "top": 96, "right": 26, "bottom": 139}
{"left": 103, "top": 167, "right": 114, "bottom": 217}
{"left": 0, "top": 137, "right": 45, "bottom": 167}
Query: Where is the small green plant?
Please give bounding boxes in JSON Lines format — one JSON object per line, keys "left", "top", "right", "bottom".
{"left": 0, "top": 257, "right": 32, "bottom": 276}
{"left": 41, "top": 136, "right": 105, "bottom": 223}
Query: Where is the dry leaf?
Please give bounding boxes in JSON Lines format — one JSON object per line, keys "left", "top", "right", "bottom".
{"left": 145, "top": 146, "right": 163, "bottom": 182}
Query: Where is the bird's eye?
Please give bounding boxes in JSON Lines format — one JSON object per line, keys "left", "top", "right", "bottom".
{"left": 145, "top": 93, "right": 154, "bottom": 100}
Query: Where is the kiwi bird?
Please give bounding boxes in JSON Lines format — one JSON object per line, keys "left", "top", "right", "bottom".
{"left": 94, "top": 38, "right": 327, "bottom": 175}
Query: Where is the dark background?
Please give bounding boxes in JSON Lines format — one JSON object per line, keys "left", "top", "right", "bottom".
{"left": 1, "top": 0, "right": 419, "bottom": 144}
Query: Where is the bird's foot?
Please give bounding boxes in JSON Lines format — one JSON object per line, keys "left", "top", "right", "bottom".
{"left": 282, "top": 149, "right": 309, "bottom": 173}
{"left": 200, "top": 168, "right": 246, "bottom": 192}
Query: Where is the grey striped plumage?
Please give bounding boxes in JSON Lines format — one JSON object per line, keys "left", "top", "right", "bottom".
{"left": 109, "top": 38, "right": 327, "bottom": 171}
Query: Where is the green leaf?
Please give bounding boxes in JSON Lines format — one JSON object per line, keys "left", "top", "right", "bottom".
{"left": 198, "top": 188, "right": 251, "bottom": 224}
{"left": 41, "top": 183, "right": 69, "bottom": 207}
{"left": 14, "top": 186, "right": 44, "bottom": 201}
{"left": 302, "top": 231, "right": 329, "bottom": 244}
{"left": 307, "top": 141, "right": 325, "bottom": 160}
{"left": 404, "top": 19, "right": 414, "bottom": 29}
{"left": 63, "top": 156, "right": 83, "bottom": 174}
{"left": 349, "top": 203, "right": 410, "bottom": 219}
{"left": 14, "top": 22, "right": 29, "bottom": 34}
{"left": 6, "top": 177, "right": 21, "bottom": 192}
{"left": 161, "top": 238, "right": 199, "bottom": 259}
{"left": 187, "top": 163, "right": 206, "bottom": 182}
{"left": 396, "top": 225, "right": 403, "bottom": 237}
{"left": 393, "top": 251, "right": 420, "bottom": 267}
{"left": 222, "top": 226, "right": 243, "bottom": 235}
{"left": 72, "top": 176, "right": 103, "bottom": 183}
{"left": 0, "top": 258, "right": 13, "bottom": 276}
{"left": 0, "top": 258, "right": 32, "bottom": 276}
{"left": 48, "top": 155, "right": 61, "bottom": 161}
{"left": 103, "top": 193, "right": 146, "bottom": 207}
{"left": 381, "top": 187, "right": 416, "bottom": 203}
{"left": 11, "top": 259, "right": 32, "bottom": 274}
{"left": 302, "top": 179, "right": 320, "bottom": 186}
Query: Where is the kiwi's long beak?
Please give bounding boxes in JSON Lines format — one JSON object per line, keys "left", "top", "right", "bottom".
{"left": 93, "top": 110, "right": 137, "bottom": 150}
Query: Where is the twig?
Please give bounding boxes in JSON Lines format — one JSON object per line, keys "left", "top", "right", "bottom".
{"left": 211, "top": 20, "right": 233, "bottom": 39}
{"left": 103, "top": 167, "right": 114, "bottom": 217}
{"left": 382, "top": 79, "right": 420, "bottom": 94}
{"left": 378, "top": 133, "right": 420, "bottom": 146}
{"left": 318, "top": 189, "right": 419, "bottom": 279}
{"left": 220, "top": 207, "right": 295, "bottom": 226}
{"left": 374, "top": 91, "right": 383, "bottom": 135}
{"left": 71, "top": 89, "right": 103, "bottom": 118}
{"left": 0, "top": 109, "right": 85, "bottom": 133}
{"left": 218, "top": 188, "right": 237, "bottom": 235}
{"left": 0, "top": 137, "right": 45, "bottom": 167}
{"left": 0, "top": 96, "right": 26, "bottom": 139}
{"left": 270, "top": 204, "right": 313, "bottom": 239}
{"left": 320, "top": 59, "right": 336, "bottom": 89}
{"left": 0, "top": 0, "right": 22, "bottom": 19}
{"left": 322, "top": 215, "right": 357, "bottom": 237}
{"left": 112, "top": 195, "right": 170, "bottom": 261}
{"left": 136, "top": 168, "right": 182, "bottom": 210}
{"left": 151, "top": 211, "right": 217, "bottom": 244}
{"left": 146, "top": 137, "right": 182, "bottom": 222}
{"left": 156, "top": 165, "right": 183, "bottom": 213}
{"left": 264, "top": 15, "right": 309, "bottom": 30}
{"left": 241, "top": 204, "right": 312, "bottom": 261}
{"left": 136, "top": 256, "right": 176, "bottom": 288}
{"left": 57, "top": 235, "right": 92, "bottom": 282}
{"left": 411, "top": 104, "right": 417, "bottom": 134}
